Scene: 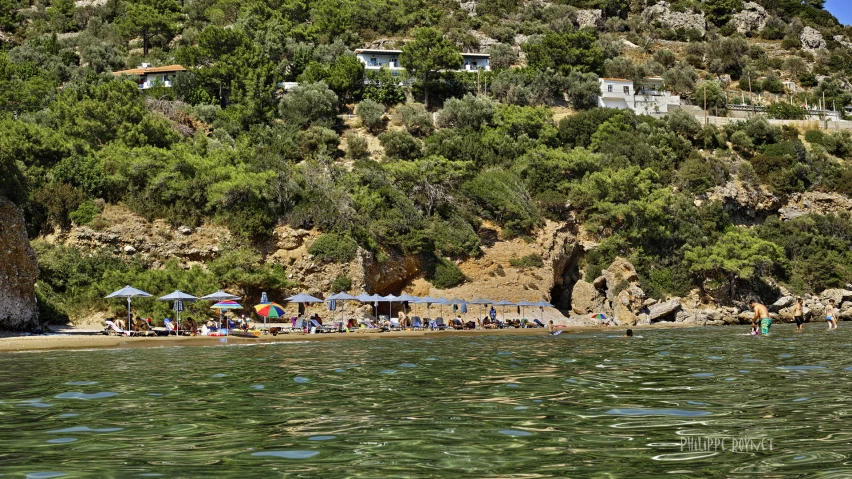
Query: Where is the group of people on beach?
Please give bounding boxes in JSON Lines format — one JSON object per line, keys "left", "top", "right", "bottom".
{"left": 749, "top": 297, "right": 840, "bottom": 335}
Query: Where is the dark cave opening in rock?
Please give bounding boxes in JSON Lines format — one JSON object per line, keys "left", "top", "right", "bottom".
{"left": 550, "top": 244, "right": 584, "bottom": 312}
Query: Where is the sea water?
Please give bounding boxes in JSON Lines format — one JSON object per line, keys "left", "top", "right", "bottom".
{"left": 1, "top": 326, "right": 850, "bottom": 477}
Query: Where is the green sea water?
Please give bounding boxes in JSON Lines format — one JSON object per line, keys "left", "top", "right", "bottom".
{"left": 1, "top": 326, "right": 851, "bottom": 478}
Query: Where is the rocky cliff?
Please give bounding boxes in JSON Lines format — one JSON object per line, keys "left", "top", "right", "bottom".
{"left": 0, "top": 197, "right": 39, "bottom": 330}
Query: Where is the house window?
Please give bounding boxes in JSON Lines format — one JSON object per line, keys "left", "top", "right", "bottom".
{"left": 623, "top": 86, "right": 630, "bottom": 94}
{"left": 471, "top": 61, "right": 477, "bottom": 67}
{"left": 369, "top": 57, "right": 377, "bottom": 66}
{"left": 607, "top": 85, "right": 613, "bottom": 93}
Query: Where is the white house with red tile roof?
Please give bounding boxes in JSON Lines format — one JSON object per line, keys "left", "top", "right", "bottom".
{"left": 112, "top": 64, "right": 187, "bottom": 89}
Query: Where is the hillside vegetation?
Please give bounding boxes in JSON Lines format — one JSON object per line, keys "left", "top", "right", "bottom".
{"left": 1, "top": 0, "right": 852, "bottom": 322}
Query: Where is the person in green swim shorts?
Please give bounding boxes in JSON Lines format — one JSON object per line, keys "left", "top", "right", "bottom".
{"left": 749, "top": 299, "right": 772, "bottom": 335}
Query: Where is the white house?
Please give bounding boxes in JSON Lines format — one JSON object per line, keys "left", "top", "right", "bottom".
{"left": 112, "top": 63, "right": 187, "bottom": 89}
{"left": 354, "top": 49, "right": 490, "bottom": 72}
{"left": 598, "top": 77, "right": 681, "bottom": 114}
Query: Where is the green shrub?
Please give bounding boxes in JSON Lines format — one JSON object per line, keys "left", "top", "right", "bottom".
{"left": 766, "top": 102, "right": 807, "bottom": 120}
{"left": 378, "top": 130, "right": 421, "bottom": 160}
{"left": 346, "top": 133, "right": 370, "bottom": 159}
{"left": 804, "top": 129, "right": 824, "bottom": 145}
{"left": 70, "top": 200, "right": 102, "bottom": 226}
{"left": 330, "top": 275, "right": 352, "bottom": 293}
{"left": 356, "top": 99, "right": 385, "bottom": 133}
{"left": 308, "top": 233, "right": 358, "bottom": 262}
{"left": 397, "top": 104, "right": 433, "bottom": 137}
{"left": 509, "top": 253, "right": 543, "bottom": 269}
{"left": 436, "top": 94, "right": 495, "bottom": 129}
{"left": 462, "top": 169, "right": 540, "bottom": 237}
{"left": 430, "top": 257, "right": 465, "bottom": 289}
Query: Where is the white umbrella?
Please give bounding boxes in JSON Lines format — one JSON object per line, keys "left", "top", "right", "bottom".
{"left": 105, "top": 285, "right": 152, "bottom": 331}
{"left": 199, "top": 290, "right": 241, "bottom": 301}
{"left": 157, "top": 290, "right": 197, "bottom": 333}
{"left": 381, "top": 294, "right": 399, "bottom": 319}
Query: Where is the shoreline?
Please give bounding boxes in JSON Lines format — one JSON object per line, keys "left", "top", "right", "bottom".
{"left": 0, "top": 323, "right": 700, "bottom": 353}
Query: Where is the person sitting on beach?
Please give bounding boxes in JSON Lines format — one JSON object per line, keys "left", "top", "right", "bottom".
{"left": 465, "top": 320, "right": 476, "bottom": 330}
{"left": 481, "top": 317, "right": 494, "bottom": 329}
{"left": 512, "top": 319, "right": 521, "bottom": 328}
{"left": 449, "top": 316, "right": 464, "bottom": 330}
{"left": 313, "top": 313, "right": 323, "bottom": 325}
{"left": 398, "top": 310, "right": 409, "bottom": 328}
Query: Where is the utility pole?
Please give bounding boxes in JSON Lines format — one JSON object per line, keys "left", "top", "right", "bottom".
{"left": 748, "top": 72, "right": 754, "bottom": 115}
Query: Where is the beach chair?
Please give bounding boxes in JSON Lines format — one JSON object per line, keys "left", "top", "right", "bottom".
{"left": 411, "top": 316, "right": 423, "bottom": 331}
{"left": 495, "top": 319, "right": 506, "bottom": 329}
{"left": 520, "top": 318, "right": 529, "bottom": 328}
{"left": 389, "top": 318, "right": 402, "bottom": 331}
{"left": 533, "top": 319, "right": 545, "bottom": 328}
{"left": 362, "top": 318, "right": 376, "bottom": 329}
{"left": 310, "top": 319, "right": 335, "bottom": 333}
{"left": 104, "top": 320, "right": 136, "bottom": 337}
{"left": 434, "top": 317, "right": 447, "bottom": 330}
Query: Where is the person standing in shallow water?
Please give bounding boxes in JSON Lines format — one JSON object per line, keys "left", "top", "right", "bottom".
{"left": 792, "top": 298, "right": 804, "bottom": 332}
{"left": 750, "top": 299, "right": 771, "bottom": 335}
{"left": 825, "top": 299, "right": 838, "bottom": 331}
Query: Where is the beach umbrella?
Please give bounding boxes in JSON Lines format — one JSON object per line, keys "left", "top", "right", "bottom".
{"left": 469, "top": 298, "right": 493, "bottom": 320}
{"left": 396, "top": 293, "right": 419, "bottom": 317}
{"left": 591, "top": 313, "right": 606, "bottom": 320}
{"left": 105, "top": 285, "right": 152, "bottom": 331}
{"left": 414, "top": 296, "right": 439, "bottom": 319}
{"left": 200, "top": 290, "right": 241, "bottom": 301}
{"left": 285, "top": 293, "right": 324, "bottom": 330}
{"left": 493, "top": 299, "right": 515, "bottom": 322}
{"left": 381, "top": 294, "right": 399, "bottom": 319}
{"left": 431, "top": 297, "right": 451, "bottom": 319}
{"left": 533, "top": 300, "right": 552, "bottom": 322}
{"left": 157, "top": 290, "right": 197, "bottom": 332}
{"left": 254, "top": 302, "right": 285, "bottom": 331}
{"left": 211, "top": 300, "right": 242, "bottom": 329}
{"left": 516, "top": 300, "right": 535, "bottom": 322}
{"left": 327, "top": 292, "right": 357, "bottom": 325}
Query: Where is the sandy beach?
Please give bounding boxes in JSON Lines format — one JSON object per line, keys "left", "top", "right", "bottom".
{"left": 0, "top": 323, "right": 699, "bottom": 352}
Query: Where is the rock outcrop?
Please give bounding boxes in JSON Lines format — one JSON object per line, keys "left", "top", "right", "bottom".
{"left": 731, "top": 2, "right": 768, "bottom": 35}
{"left": 642, "top": 1, "right": 706, "bottom": 37}
{"left": 800, "top": 26, "right": 826, "bottom": 51}
{"left": 705, "top": 180, "right": 781, "bottom": 223}
{"left": 571, "top": 280, "right": 605, "bottom": 315}
{"left": 0, "top": 198, "right": 39, "bottom": 330}
{"left": 575, "top": 9, "right": 603, "bottom": 29}
{"left": 779, "top": 191, "right": 852, "bottom": 220}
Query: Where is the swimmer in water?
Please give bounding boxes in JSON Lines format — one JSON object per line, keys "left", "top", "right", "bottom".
{"left": 826, "top": 299, "right": 838, "bottom": 331}
{"left": 625, "top": 329, "right": 633, "bottom": 337}
{"left": 749, "top": 299, "right": 771, "bottom": 336}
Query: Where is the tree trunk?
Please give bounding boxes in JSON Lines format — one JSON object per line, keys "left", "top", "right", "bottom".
{"left": 423, "top": 71, "right": 430, "bottom": 110}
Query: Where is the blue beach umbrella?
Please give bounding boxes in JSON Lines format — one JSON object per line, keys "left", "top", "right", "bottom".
{"left": 158, "top": 290, "right": 197, "bottom": 332}
{"left": 533, "top": 300, "right": 553, "bottom": 322}
{"left": 105, "top": 285, "right": 153, "bottom": 330}
{"left": 493, "top": 299, "right": 515, "bottom": 322}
